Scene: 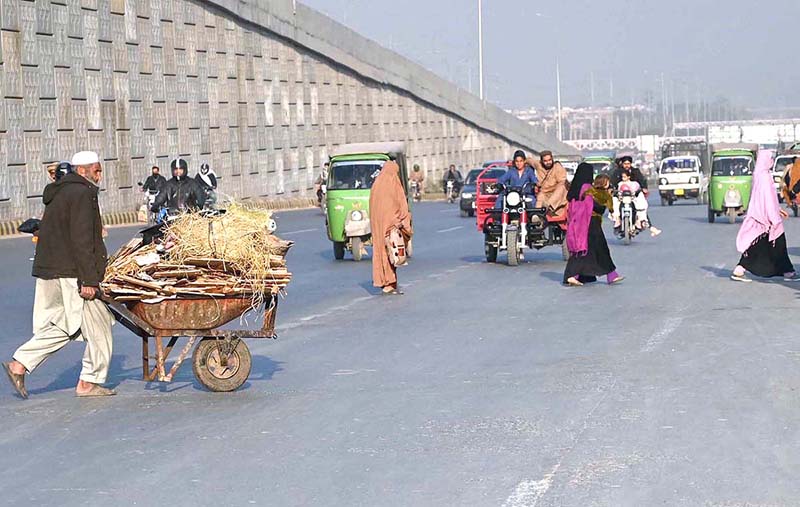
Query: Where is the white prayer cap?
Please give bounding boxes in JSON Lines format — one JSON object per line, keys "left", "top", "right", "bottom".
{"left": 71, "top": 151, "right": 100, "bottom": 166}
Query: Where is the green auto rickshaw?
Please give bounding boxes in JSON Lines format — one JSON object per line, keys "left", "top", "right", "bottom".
{"left": 707, "top": 143, "right": 758, "bottom": 224}
{"left": 326, "top": 142, "right": 411, "bottom": 261}
{"left": 583, "top": 155, "right": 615, "bottom": 177}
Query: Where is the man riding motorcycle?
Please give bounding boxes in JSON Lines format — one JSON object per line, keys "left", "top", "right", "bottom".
{"left": 531, "top": 150, "right": 568, "bottom": 219}
{"left": 611, "top": 156, "right": 648, "bottom": 190}
{"left": 442, "top": 164, "right": 463, "bottom": 196}
{"left": 612, "top": 168, "right": 661, "bottom": 237}
{"left": 142, "top": 165, "right": 167, "bottom": 194}
{"left": 151, "top": 158, "right": 205, "bottom": 215}
{"left": 314, "top": 162, "right": 329, "bottom": 207}
{"left": 494, "top": 150, "right": 538, "bottom": 209}
{"left": 195, "top": 162, "right": 218, "bottom": 209}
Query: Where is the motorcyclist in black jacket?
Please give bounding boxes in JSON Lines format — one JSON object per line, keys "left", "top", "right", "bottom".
{"left": 151, "top": 158, "right": 205, "bottom": 213}
{"left": 142, "top": 165, "right": 167, "bottom": 193}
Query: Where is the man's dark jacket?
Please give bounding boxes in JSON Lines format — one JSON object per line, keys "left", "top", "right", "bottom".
{"left": 151, "top": 176, "right": 205, "bottom": 212}
{"left": 142, "top": 174, "right": 167, "bottom": 193}
{"left": 32, "top": 173, "right": 107, "bottom": 287}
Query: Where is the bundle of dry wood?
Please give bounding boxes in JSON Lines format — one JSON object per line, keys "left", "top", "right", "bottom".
{"left": 101, "top": 206, "right": 293, "bottom": 305}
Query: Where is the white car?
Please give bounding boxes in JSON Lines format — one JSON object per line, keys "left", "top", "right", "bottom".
{"left": 657, "top": 156, "right": 707, "bottom": 206}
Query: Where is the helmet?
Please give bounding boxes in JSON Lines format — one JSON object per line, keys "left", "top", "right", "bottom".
{"left": 200, "top": 162, "right": 210, "bottom": 175}
{"left": 55, "top": 161, "right": 73, "bottom": 181}
{"left": 170, "top": 158, "right": 188, "bottom": 179}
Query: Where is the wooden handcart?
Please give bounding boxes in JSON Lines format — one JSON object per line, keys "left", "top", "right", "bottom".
{"left": 102, "top": 294, "right": 278, "bottom": 392}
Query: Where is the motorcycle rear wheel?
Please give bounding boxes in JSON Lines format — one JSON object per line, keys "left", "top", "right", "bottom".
{"left": 485, "top": 240, "right": 498, "bottom": 263}
{"left": 623, "top": 219, "right": 632, "bottom": 245}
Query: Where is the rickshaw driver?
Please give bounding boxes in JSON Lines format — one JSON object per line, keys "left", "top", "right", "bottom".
{"left": 493, "top": 150, "right": 538, "bottom": 209}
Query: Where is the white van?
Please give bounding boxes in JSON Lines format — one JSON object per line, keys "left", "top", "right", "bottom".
{"left": 657, "top": 155, "right": 707, "bottom": 206}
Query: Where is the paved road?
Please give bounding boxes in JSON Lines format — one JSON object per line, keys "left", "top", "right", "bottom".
{"left": 1, "top": 200, "right": 800, "bottom": 506}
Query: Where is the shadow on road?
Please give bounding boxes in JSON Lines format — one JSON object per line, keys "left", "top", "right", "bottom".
{"left": 700, "top": 265, "right": 730, "bottom": 279}
{"left": 539, "top": 271, "right": 564, "bottom": 283}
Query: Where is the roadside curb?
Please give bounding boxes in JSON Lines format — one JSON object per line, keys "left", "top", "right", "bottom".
{"left": 0, "top": 196, "right": 320, "bottom": 238}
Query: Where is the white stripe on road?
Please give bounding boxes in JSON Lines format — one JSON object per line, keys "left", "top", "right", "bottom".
{"left": 281, "top": 228, "right": 318, "bottom": 235}
{"left": 436, "top": 226, "right": 463, "bottom": 233}
{"left": 640, "top": 316, "right": 683, "bottom": 353}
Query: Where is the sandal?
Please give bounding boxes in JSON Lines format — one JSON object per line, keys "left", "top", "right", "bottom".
{"left": 2, "top": 362, "right": 27, "bottom": 399}
{"left": 730, "top": 273, "right": 752, "bottom": 283}
{"left": 76, "top": 384, "right": 116, "bottom": 397}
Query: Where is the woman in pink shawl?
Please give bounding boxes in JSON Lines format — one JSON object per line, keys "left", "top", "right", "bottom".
{"left": 731, "top": 150, "right": 798, "bottom": 282}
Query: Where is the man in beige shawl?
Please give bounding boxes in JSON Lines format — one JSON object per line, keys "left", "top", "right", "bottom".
{"left": 530, "top": 151, "right": 568, "bottom": 219}
{"left": 369, "top": 161, "right": 413, "bottom": 295}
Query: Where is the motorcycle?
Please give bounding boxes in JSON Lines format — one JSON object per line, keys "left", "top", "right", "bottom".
{"left": 410, "top": 180, "right": 422, "bottom": 202}
{"left": 317, "top": 183, "right": 327, "bottom": 213}
{"left": 137, "top": 182, "right": 160, "bottom": 225}
{"left": 446, "top": 180, "right": 456, "bottom": 203}
{"left": 616, "top": 189, "right": 639, "bottom": 245}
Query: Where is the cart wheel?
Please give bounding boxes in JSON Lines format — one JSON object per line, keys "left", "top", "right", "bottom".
{"left": 192, "top": 338, "right": 252, "bottom": 392}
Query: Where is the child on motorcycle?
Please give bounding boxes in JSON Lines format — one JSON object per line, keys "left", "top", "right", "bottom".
{"left": 612, "top": 169, "right": 661, "bottom": 237}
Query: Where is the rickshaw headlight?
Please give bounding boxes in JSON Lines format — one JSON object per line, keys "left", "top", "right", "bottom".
{"left": 350, "top": 210, "right": 363, "bottom": 221}
{"left": 461, "top": 192, "right": 473, "bottom": 199}
{"left": 506, "top": 191, "right": 521, "bottom": 207}
{"left": 659, "top": 178, "right": 667, "bottom": 185}
{"left": 689, "top": 176, "right": 698, "bottom": 184}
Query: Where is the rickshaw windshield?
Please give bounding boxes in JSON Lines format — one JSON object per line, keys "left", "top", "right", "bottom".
{"left": 589, "top": 162, "right": 611, "bottom": 175}
{"left": 712, "top": 157, "right": 753, "bottom": 177}
{"left": 660, "top": 159, "right": 697, "bottom": 173}
{"left": 329, "top": 160, "right": 384, "bottom": 190}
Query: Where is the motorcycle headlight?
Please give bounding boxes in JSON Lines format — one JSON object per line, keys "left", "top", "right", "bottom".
{"left": 659, "top": 178, "right": 667, "bottom": 185}
{"left": 461, "top": 192, "right": 473, "bottom": 199}
{"left": 689, "top": 177, "right": 698, "bottom": 184}
{"left": 350, "top": 210, "right": 363, "bottom": 221}
{"left": 622, "top": 196, "right": 633, "bottom": 204}
{"left": 506, "top": 191, "right": 521, "bottom": 207}
{"left": 774, "top": 176, "right": 782, "bottom": 183}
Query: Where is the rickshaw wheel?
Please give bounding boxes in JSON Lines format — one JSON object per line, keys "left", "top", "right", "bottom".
{"left": 333, "top": 241, "right": 345, "bottom": 260}
{"left": 192, "top": 338, "right": 252, "bottom": 392}
{"left": 707, "top": 207, "right": 715, "bottom": 223}
{"left": 485, "top": 242, "right": 498, "bottom": 263}
{"left": 727, "top": 208, "right": 736, "bottom": 224}
{"left": 352, "top": 237, "right": 363, "bottom": 261}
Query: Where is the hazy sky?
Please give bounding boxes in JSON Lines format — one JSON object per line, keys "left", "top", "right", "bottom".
{"left": 300, "top": 0, "right": 799, "bottom": 110}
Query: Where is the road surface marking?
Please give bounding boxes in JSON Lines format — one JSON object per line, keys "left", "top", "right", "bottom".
{"left": 503, "top": 378, "right": 617, "bottom": 507}
{"left": 281, "top": 228, "right": 318, "bottom": 235}
{"left": 641, "top": 315, "right": 684, "bottom": 352}
{"left": 436, "top": 226, "right": 463, "bottom": 233}
{"left": 276, "top": 296, "right": 373, "bottom": 331}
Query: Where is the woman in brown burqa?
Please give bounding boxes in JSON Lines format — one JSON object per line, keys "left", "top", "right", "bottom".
{"left": 369, "top": 161, "right": 413, "bottom": 295}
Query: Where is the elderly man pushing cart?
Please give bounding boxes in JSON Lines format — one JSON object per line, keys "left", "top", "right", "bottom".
{"left": 3, "top": 151, "right": 116, "bottom": 399}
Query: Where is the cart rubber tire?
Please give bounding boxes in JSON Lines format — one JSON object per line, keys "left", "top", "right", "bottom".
{"left": 507, "top": 230, "right": 520, "bottom": 266}
{"left": 794, "top": 204, "right": 798, "bottom": 217}
{"left": 562, "top": 241, "right": 570, "bottom": 261}
{"left": 485, "top": 242, "right": 498, "bottom": 263}
{"left": 352, "top": 237, "right": 363, "bottom": 262}
{"left": 333, "top": 241, "right": 345, "bottom": 260}
{"left": 192, "top": 338, "right": 252, "bottom": 392}
{"left": 727, "top": 208, "right": 736, "bottom": 224}
{"left": 708, "top": 207, "right": 715, "bottom": 223}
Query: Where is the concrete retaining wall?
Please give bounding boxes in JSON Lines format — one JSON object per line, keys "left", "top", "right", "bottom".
{"left": 0, "top": 0, "right": 571, "bottom": 224}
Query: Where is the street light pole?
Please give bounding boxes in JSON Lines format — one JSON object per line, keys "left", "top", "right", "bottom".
{"left": 556, "top": 59, "right": 563, "bottom": 141}
{"left": 478, "top": 0, "right": 484, "bottom": 101}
